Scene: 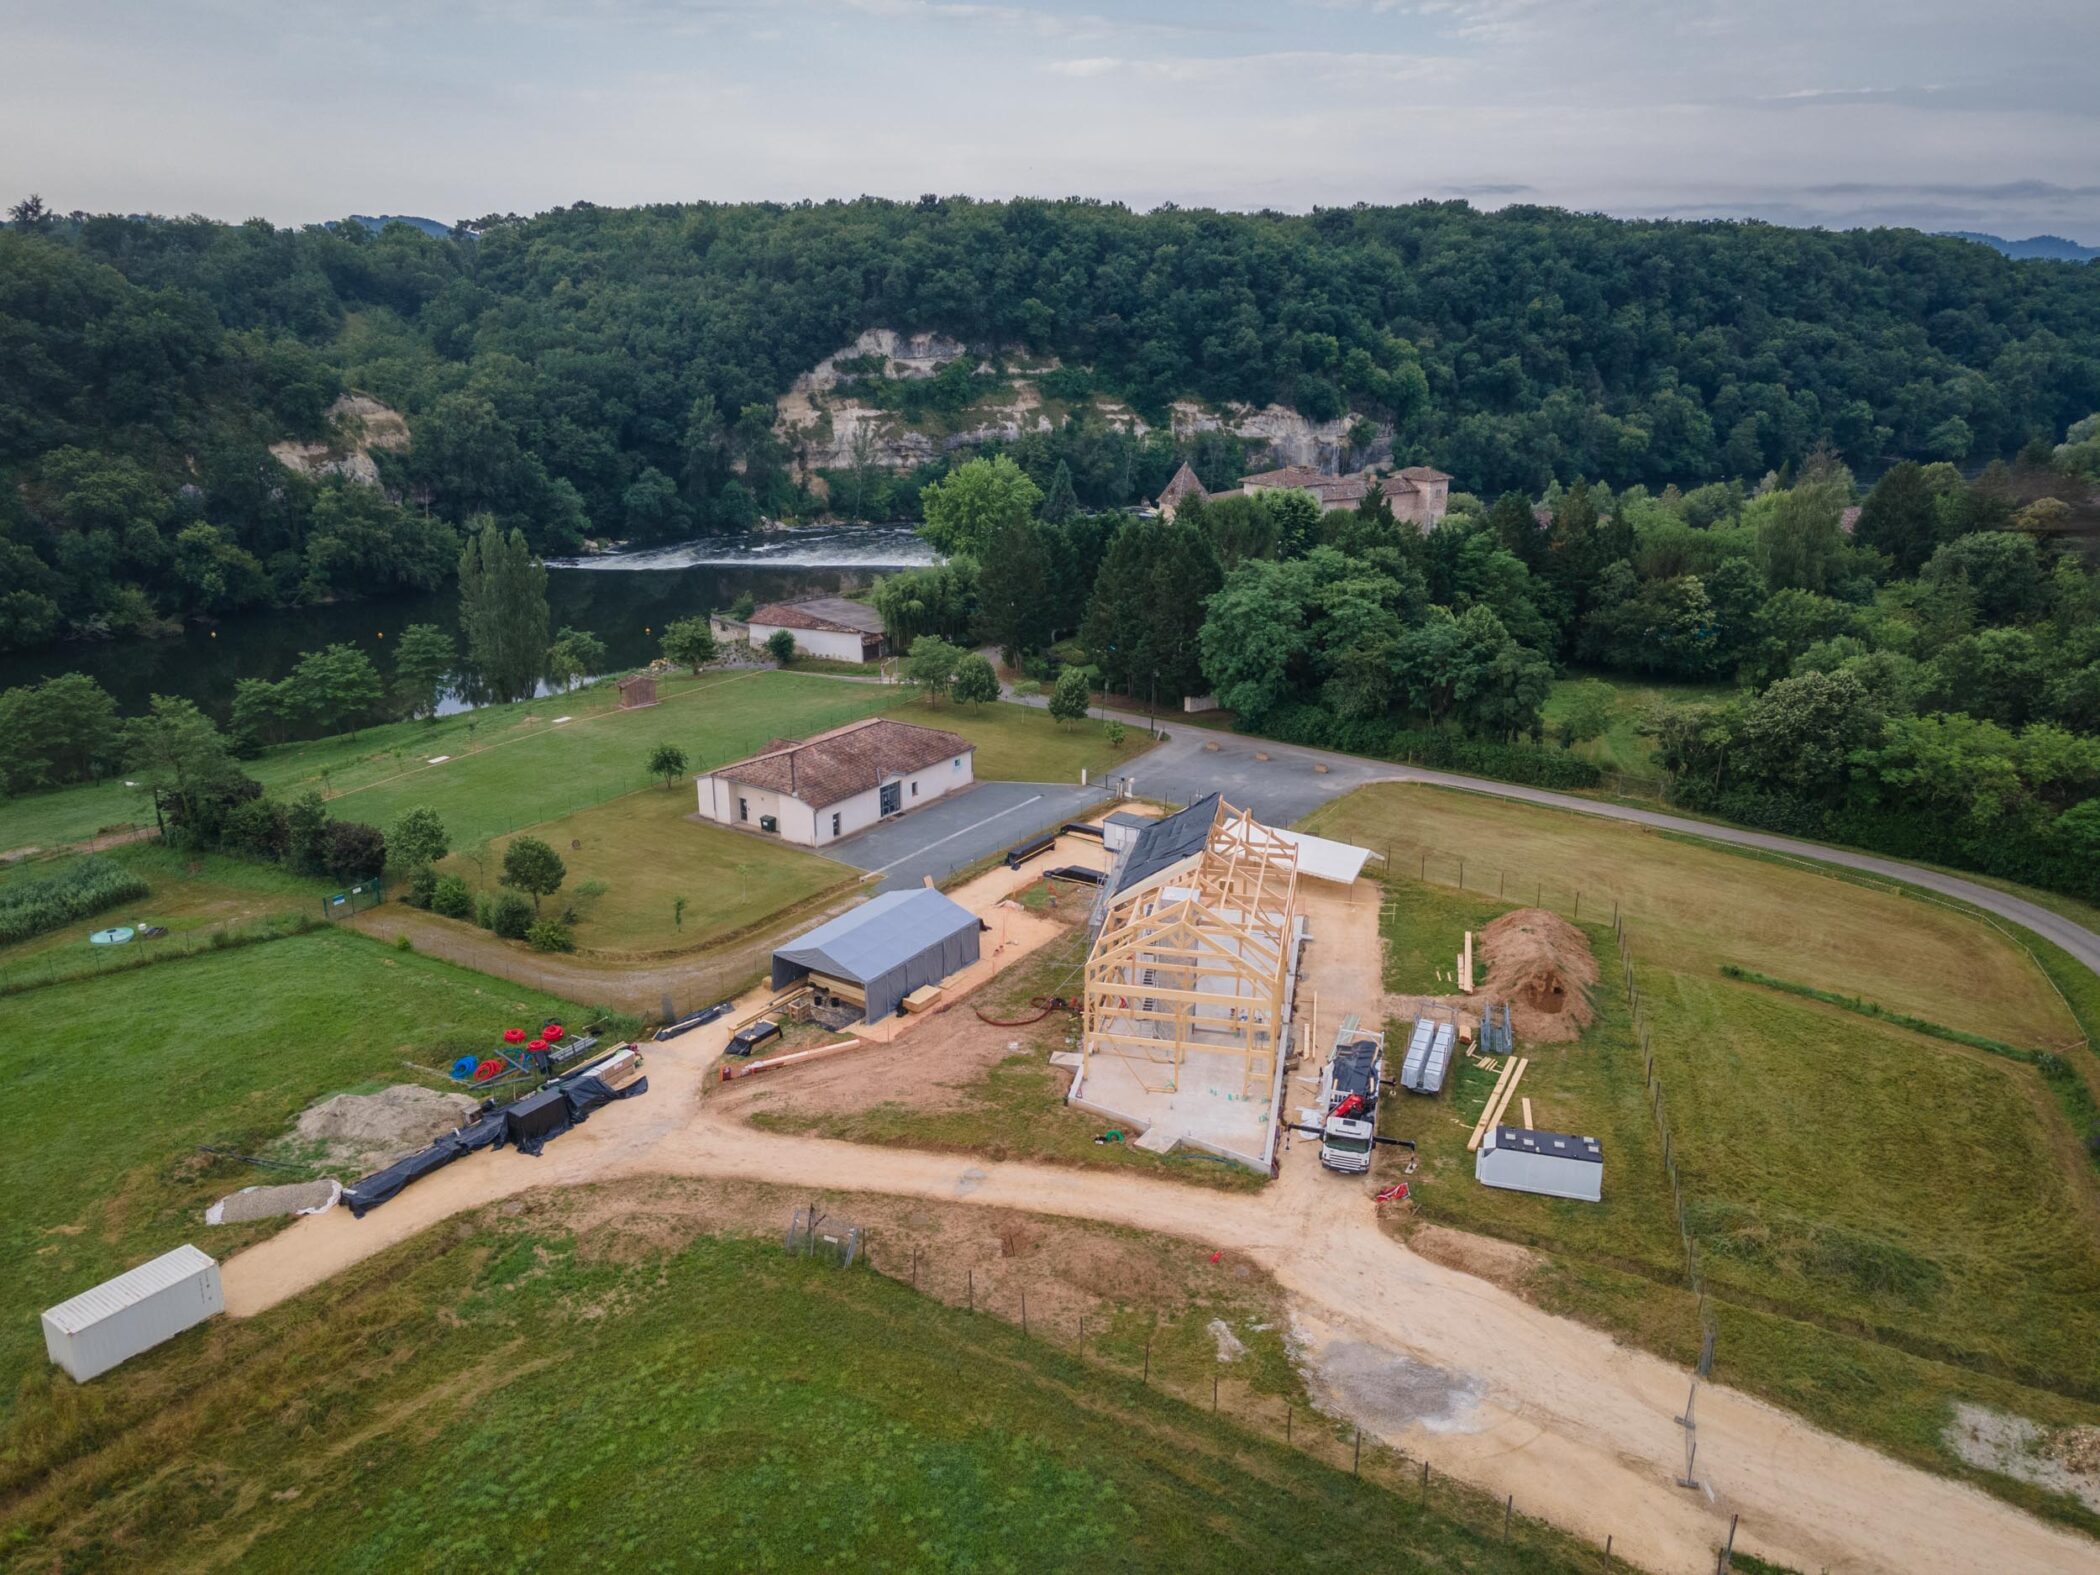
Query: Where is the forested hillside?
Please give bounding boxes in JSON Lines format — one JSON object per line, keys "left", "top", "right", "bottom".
{"left": 6, "top": 196, "right": 2100, "bottom": 651}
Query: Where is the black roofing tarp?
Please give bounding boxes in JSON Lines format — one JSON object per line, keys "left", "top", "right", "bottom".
{"left": 1109, "top": 793, "right": 1219, "bottom": 896}
{"left": 344, "top": 1137, "right": 466, "bottom": 1218}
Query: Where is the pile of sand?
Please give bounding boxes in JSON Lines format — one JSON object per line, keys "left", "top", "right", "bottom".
{"left": 295, "top": 1085, "right": 478, "bottom": 1170}
{"left": 206, "top": 1179, "right": 341, "bottom": 1226}
{"left": 1478, "top": 908, "right": 1598, "bottom": 1043}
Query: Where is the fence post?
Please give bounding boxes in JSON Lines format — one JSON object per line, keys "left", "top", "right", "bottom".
{"left": 1574, "top": 889, "right": 1581, "bottom": 919}
{"left": 1420, "top": 1460, "right": 1429, "bottom": 1503}
{"left": 1143, "top": 1336, "right": 1151, "bottom": 1384}
{"left": 1603, "top": 1533, "right": 1612, "bottom": 1569}
{"left": 1286, "top": 1403, "right": 1292, "bottom": 1443}
{"left": 1021, "top": 1289, "right": 1028, "bottom": 1336}
{"left": 1457, "top": 858, "right": 1465, "bottom": 889}
{"left": 1504, "top": 1495, "right": 1513, "bottom": 1541}
{"left": 1353, "top": 1425, "right": 1361, "bottom": 1475}
{"left": 967, "top": 1269, "right": 973, "bottom": 1312}
{"left": 1213, "top": 1374, "right": 1219, "bottom": 1412}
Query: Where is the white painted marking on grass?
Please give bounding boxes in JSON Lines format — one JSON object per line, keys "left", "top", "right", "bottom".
{"left": 426, "top": 755, "right": 450, "bottom": 764}
{"left": 552, "top": 715, "right": 573, "bottom": 724}
{"left": 867, "top": 793, "right": 1045, "bottom": 874}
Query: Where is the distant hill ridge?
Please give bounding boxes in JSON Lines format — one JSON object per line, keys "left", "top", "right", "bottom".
{"left": 348, "top": 214, "right": 451, "bottom": 239}
{"left": 1943, "top": 231, "right": 2099, "bottom": 262}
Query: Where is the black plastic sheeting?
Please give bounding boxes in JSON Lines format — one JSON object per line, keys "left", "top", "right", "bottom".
{"left": 343, "top": 1075, "right": 650, "bottom": 1214}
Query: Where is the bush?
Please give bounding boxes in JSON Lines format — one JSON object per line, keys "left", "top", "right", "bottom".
{"left": 222, "top": 796, "right": 289, "bottom": 861}
{"left": 527, "top": 919, "right": 576, "bottom": 953}
{"left": 404, "top": 866, "right": 439, "bottom": 909}
{"left": 0, "top": 856, "right": 152, "bottom": 946}
{"left": 431, "top": 874, "right": 474, "bottom": 920}
{"left": 1255, "top": 704, "right": 1603, "bottom": 791}
{"left": 489, "top": 891, "right": 534, "bottom": 939}
{"left": 323, "top": 819, "right": 387, "bottom": 881}
{"left": 474, "top": 893, "right": 495, "bottom": 929}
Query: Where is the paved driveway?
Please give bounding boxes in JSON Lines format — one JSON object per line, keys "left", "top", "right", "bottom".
{"left": 1105, "top": 729, "right": 1391, "bottom": 827}
{"left": 825, "top": 780, "right": 1098, "bottom": 891}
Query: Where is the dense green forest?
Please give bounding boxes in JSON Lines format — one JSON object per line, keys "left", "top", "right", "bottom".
{"left": 7, "top": 196, "right": 2100, "bottom": 650}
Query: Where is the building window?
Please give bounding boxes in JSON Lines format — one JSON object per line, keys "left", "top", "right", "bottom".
{"left": 911, "top": 782, "right": 918, "bottom": 797}
{"left": 738, "top": 797, "right": 748, "bottom": 822}
{"left": 952, "top": 757, "right": 962, "bottom": 770}
{"left": 831, "top": 812, "right": 840, "bottom": 837}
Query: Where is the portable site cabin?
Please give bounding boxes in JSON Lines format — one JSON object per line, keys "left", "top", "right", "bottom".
{"left": 770, "top": 887, "right": 982, "bottom": 1022}
{"left": 1100, "top": 811, "right": 1155, "bottom": 854}
{"left": 42, "top": 1244, "right": 223, "bottom": 1382}
{"left": 1475, "top": 1125, "right": 1604, "bottom": 1202}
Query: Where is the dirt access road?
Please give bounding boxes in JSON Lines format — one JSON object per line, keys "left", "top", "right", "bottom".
{"left": 219, "top": 862, "right": 2093, "bottom": 1575}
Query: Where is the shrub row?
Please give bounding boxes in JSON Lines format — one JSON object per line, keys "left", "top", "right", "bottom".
{"left": 1253, "top": 705, "right": 1604, "bottom": 791}
{"left": 1672, "top": 782, "right": 2100, "bottom": 904}
{"left": 0, "top": 855, "right": 152, "bottom": 946}
{"left": 1717, "top": 964, "right": 2045, "bottom": 1063}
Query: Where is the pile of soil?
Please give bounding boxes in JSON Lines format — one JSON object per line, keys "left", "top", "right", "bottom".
{"left": 295, "top": 1085, "right": 478, "bottom": 1170}
{"left": 1478, "top": 908, "right": 1598, "bottom": 1043}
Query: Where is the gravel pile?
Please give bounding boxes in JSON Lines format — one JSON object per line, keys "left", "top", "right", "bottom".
{"left": 206, "top": 1178, "right": 341, "bottom": 1225}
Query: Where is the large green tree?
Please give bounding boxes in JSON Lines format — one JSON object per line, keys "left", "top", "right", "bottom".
{"left": 457, "top": 517, "right": 550, "bottom": 703}
{"left": 919, "top": 456, "right": 1042, "bottom": 560}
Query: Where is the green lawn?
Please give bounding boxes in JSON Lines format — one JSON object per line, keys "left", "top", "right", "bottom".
{"left": 441, "top": 787, "right": 860, "bottom": 957}
{"left": 897, "top": 695, "right": 1155, "bottom": 784}
{"left": 1540, "top": 672, "right": 1735, "bottom": 781}
{"left": 1357, "top": 824, "right": 2100, "bottom": 1533}
{"left": 0, "top": 931, "right": 581, "bottom": 1404}
{"left": 1, "top": 676, "right": 1139, "bottom": 858}
{"left": 0, "top": 1204, "right": 1593, "bottom": 1573}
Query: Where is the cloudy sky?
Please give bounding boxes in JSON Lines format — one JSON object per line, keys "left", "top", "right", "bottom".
{"left": 5, "top": 0, "right": 2096, "bottom": 240}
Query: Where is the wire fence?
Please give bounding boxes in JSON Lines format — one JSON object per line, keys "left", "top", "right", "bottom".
{"left": 803, "top": 1215, "right": 1744, "bottom": 1574}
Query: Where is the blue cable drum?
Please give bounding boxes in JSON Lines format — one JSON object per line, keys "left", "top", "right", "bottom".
{"left": 450, "top": 1055, "right": 480, "bottom": 1081}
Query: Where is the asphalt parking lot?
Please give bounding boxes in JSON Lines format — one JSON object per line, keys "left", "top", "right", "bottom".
{"left": 824, "top": 780, "right": 1099, "bottom": 891}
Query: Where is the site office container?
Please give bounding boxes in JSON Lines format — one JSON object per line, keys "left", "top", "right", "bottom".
{"left": 41, "top": 1244, "right": 224, "bottom": 1382}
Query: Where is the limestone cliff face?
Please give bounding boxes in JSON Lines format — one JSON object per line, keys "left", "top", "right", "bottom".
{"left": 270, "top": 393, "right": 410, "bottom": 485}
{"left": 775, "top": 330, "right": 1387, "bottom": 482}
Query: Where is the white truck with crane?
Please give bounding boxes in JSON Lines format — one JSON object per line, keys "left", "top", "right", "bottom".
{"left": 1316, "top": 1021, "right": 1386, "bottom": 1173}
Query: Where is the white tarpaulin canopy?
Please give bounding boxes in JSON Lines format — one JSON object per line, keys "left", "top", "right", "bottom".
{"left": 1269, "top": 828, "right": 1375, "bottom": 885}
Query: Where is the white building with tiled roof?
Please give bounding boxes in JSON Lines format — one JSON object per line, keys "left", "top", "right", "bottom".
{"left": 694, "top": 717, "right": 975, "bottom": 847}
{"left": 745, "top": 596, "right": 888, "bottom": 663}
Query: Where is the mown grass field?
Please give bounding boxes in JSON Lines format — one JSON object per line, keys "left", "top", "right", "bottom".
{"left": 0, "top": 1202, "right": 1597, "bottom": 1573}
{"left": 1304, "top": 782, "right": 2083, "bottom": 1050}
{"left": 1, "top": 673, "right": 1144, "bottom": 858}
{"left": 1349, "top": 803, "right": 2100, "bottom": 1533}
{"left": 0, "top": 931, "right": 580, "bottom": 1406}
{"left": 0, "top": 843, "right": 329, "bottom": 977}
{"left": 441, "top": 787, "right": 859, "bottom": 956}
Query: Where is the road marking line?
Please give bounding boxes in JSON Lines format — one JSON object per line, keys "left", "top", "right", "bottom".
{"left": 867, "top": 793, "right": 1046, "bottom": 874}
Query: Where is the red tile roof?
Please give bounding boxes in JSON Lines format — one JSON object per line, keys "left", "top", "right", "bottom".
{"left": 706, "top": 718, "right": 974, "bottom": 810}
{"left": 1158, "top": 461, "right": 1208, "bottom": 508}
{"left": 748, "top": 597, "right": 886, "bottom": 636}
{"left": 1393, "top": 465, "right": 1453, "bottom": 483}
{"left": 1239, "top": 464, "right": 1332, "bottom": 489}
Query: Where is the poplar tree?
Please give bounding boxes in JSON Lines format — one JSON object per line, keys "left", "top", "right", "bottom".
{"left": 457, "top": 517, "right": 549, "bottom": 703}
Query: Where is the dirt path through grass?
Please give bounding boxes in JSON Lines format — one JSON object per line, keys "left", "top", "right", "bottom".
{"left": 218, "top": 879, "right": 2098, "bottom": 1575}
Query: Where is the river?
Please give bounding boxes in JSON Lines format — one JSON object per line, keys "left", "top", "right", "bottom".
{"left": 0, "top": 526, "right": 936, "bottom": 718}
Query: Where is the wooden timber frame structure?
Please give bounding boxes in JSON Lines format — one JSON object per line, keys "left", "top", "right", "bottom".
{"left": 1080, "top": 799, "right": 1301, "bottom": 1098}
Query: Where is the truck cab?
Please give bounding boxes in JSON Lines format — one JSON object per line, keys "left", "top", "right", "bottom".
{"left": 1319, "top": 1114, "right": 1376, "bottom": 1172}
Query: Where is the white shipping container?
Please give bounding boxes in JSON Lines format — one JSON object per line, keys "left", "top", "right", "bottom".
{"left": 42, "top": 1244, "right": 224, "bottom": 1382}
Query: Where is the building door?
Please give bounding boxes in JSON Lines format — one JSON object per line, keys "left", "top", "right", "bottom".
{"left": 879, "top": 781, "right": 901, "bottom": 816}
{"left": 738, "top": 797, "right": 749, "bottom": 822}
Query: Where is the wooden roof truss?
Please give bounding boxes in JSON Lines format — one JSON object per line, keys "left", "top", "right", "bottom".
{"left": 1081, "top": 801, "right": 1300, "bottom": 1097}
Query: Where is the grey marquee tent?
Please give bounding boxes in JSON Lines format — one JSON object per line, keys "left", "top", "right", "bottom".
{"left": 770, "top": 887, "right": 982, "bottom": 1021}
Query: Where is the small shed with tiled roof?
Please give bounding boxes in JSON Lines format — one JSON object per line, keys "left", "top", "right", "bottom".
{"left": 694, "top": 717, "right": 976, "bottom": 847}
